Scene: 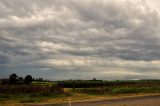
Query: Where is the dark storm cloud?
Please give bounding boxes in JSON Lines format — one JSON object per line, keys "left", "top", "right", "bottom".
{"left": 0, "top": 0, "right": 160, "bottom": 79}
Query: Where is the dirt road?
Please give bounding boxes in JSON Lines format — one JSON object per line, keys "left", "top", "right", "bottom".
{"left": 28, "top": 95, "right": 160, "bottom": 106}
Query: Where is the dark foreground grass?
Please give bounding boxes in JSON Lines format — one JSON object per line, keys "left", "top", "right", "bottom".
{"left": 0, "top": 84, "right": 63, "bottom": 94}
{"left": 0, "top": 84, "right": 65, "bottom": 103}
{"left": 0, "top": 92, "right": 62, "bottom": 103}
{"left": 0, "top": 92, "right": 72, "bottom": 103}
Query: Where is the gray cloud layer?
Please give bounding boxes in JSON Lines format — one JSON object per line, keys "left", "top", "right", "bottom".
{"left": 0, "top": 0, "right": 160, "bottom": 80}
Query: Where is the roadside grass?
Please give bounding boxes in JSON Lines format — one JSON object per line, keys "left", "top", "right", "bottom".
{"left": 100, "top": 105, "right": 128, "bottom": 106}
{"left": 0, "top": 91, "right": 160, "bottom": 105}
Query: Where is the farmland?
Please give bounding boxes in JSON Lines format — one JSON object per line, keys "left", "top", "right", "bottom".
{"left": 0, "top": 79, "right": 160, "bottom": 105}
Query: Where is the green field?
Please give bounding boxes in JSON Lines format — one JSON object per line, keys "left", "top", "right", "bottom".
{"left": 0, "top": 80, "right": 160, "bottom": 104}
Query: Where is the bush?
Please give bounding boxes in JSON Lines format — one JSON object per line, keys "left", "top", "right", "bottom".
{"left": 9, "top": 73, "right": 18, "bottom": 84}
{"left": 24, "top": 75, "right": 32, "bottom": 84}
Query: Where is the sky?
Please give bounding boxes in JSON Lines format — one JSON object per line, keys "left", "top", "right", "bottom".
{"left": 0, "top": 0, "right": 160, "bottom": 80}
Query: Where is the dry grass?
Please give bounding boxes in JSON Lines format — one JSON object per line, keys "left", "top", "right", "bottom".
{"left": 29, "top": 93, "right": 160, "bottom": 104}
{"left": 1, "top": 91, "right": 160, "bottom": 105}
{"left": 0, "top": 100, "right": 24, "bottom": 106}
{"left": 99, "top": 97, "right": 160, "bottom": 106}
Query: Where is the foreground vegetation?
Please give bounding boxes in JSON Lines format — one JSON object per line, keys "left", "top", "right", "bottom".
{"left": 61, "top": 79, "right": 160, "bottom": 95}
{"left": 0, "top": 74, "right": 64, "bottom": 103}
{"left": 0, "top": 78, "right": 160, "bottom": 104}
{"left": 58, "top": 79, "right": 160, "bottom": 88}
{"left": 0, "top": 84, "right": 64, "bottom": 103}
{"left": 73, "top": 86, "right": 160, "bottom": 95}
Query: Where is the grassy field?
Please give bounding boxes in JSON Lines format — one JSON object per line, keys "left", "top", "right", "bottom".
{"left": 0, "top": 80, "right": 160, "bottom": 104}
{"left": 73, "top": 86, "right": 160, "bottom": 95}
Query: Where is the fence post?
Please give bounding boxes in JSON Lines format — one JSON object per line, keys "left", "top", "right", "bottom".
{"left": 69, "top": 98, "right": 71, "bottom": 106}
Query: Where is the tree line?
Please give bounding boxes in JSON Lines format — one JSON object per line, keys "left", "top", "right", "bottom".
{"left": 2, "top": 73, "right": 32, "bottom": 84}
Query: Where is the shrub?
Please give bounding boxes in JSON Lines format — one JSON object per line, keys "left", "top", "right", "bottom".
{"left": 24, "top": 75, "right": 32, "bottom": 84}
{"left": 9, "top": 73, "right": 18, "bottom": 84}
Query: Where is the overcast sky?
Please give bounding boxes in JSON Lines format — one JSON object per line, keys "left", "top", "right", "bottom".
{"left": 0, "top": 0, "right": 160, "bottom": 80}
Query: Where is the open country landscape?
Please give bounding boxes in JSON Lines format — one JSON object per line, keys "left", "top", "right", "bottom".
{"left": 0, "top": 0, "right": 160, "bottom": 106}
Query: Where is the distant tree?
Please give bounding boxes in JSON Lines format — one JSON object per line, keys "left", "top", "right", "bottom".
{"left": 9, "top": 73, "right": 18, "bottom": 84}
{"left": 93, "top": 77, "right": 97, "bottom": 81}
{"left": 38, "top": 78, "right": 43, "bottom": 81}
{"left": 24, "top": 75, "right": 32, "bottom": 84}
{"left": 36, "top": 78, "right": 43, "bottom": 81}
{"left": 32, "top": 77, "right": 35, "bottom": 81}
